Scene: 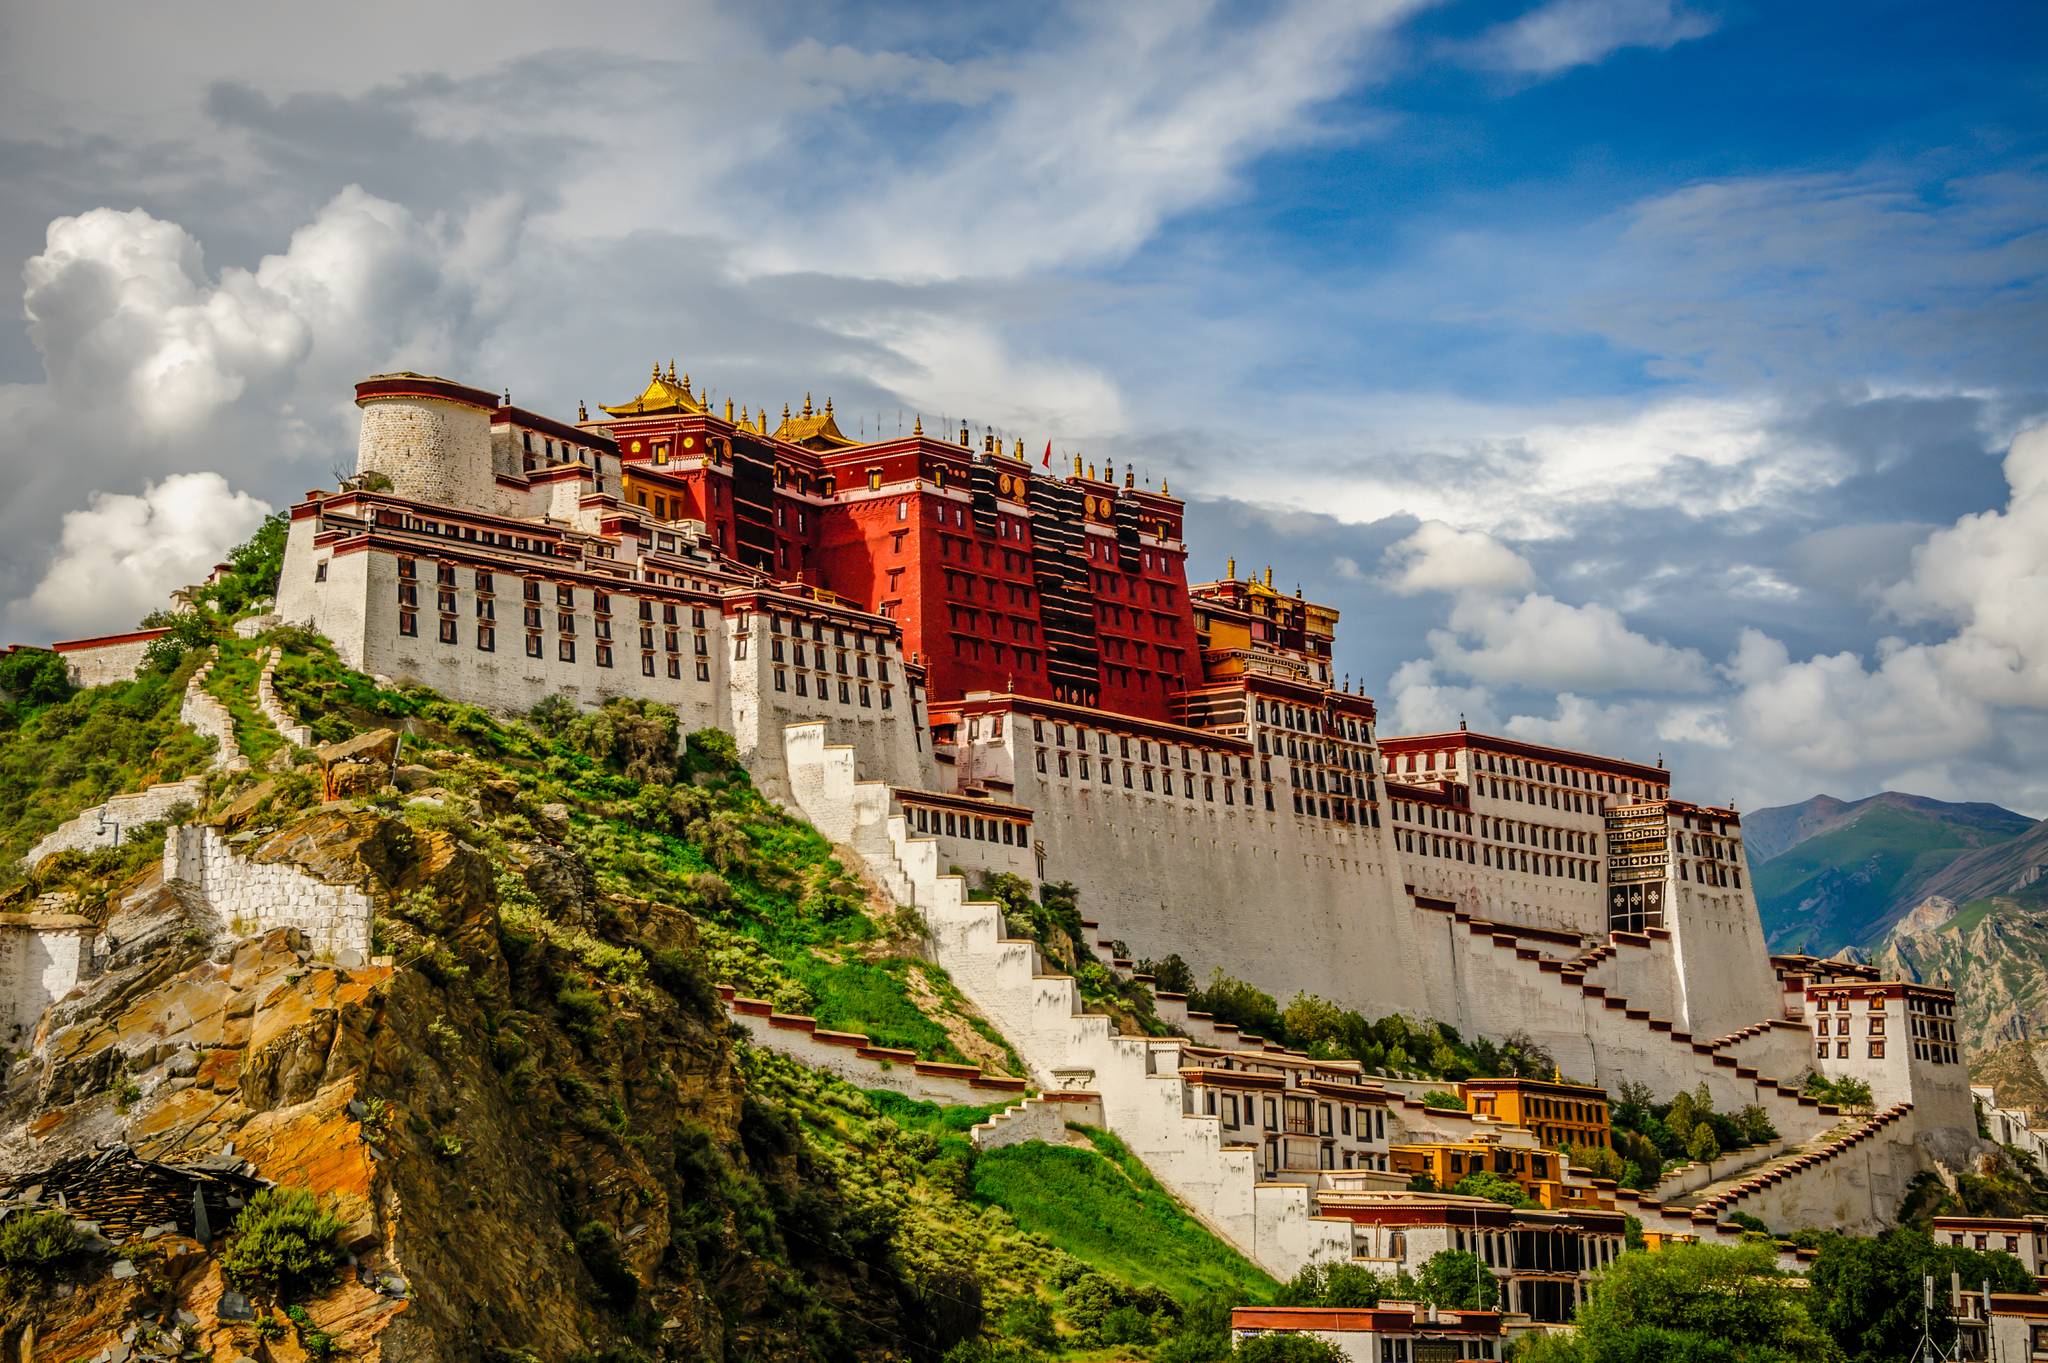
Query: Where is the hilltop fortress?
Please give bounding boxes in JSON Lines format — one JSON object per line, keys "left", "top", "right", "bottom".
{"left": 44, "top": 364, "right": 1970, "bottom": 1257}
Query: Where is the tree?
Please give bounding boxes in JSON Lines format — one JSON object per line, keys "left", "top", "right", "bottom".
{"left": 1420, "top": 1089, "right": 1466, "bottom": 1111}
{"left": 0, "top": 648, "right": 72, "bottom": 713}
{"left": 1807, "top": 1228, "right": 2035, "bottom": 1363}
{"left": 1452, "top": 1171, "right": 1537, "bottom": 1209}
{"left": 1232, "top": 1334, "right": 1348, "bottom": 1362}
{"left": 1417, "top": 1249, "right": 1498, "bottom": 1310}
{"left": 140, "top": 608, "right": 220, "bottom": 673}
{"left": 1566, "top": 1240, "right": 1842, "bottom": 1362}
{"left": 1736, "top": 1105, "right": 1779, "bottom": 1146}
{"left": 197, "top": 510, "right": 288, "bottom": 616}
{"left": 1687, "top": 1123, "right": 1721, "bottom": 1173}
{"left": 1274, "top": 1261, "right": 1388, "bottom": 1307}
{"left": 219, "top": 1187, "right": 347, "bottom": 1302}
{"left": 1139, "top": 952, "right": 1195, "bottom": 994}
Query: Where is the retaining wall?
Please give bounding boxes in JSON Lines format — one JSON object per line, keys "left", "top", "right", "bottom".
{"left": 164, "top": 825, "right": 372, "bottom": 965}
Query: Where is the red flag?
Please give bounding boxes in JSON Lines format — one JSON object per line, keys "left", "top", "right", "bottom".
{"left": 1042, "top": 439, "right": 1052, "bottom": 468}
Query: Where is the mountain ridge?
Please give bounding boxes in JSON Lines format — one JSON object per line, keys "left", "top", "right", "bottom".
{"left": 1747, "top": 791, "right": 2036, "bottom": 954}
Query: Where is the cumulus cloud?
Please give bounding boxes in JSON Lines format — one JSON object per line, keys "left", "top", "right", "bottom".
{"left": 1464, "top": 0, "right": 1715, "bottom": 76}
{"left": 1425, "top": 592, "right": 1715, "bottom": 693}
{"left": 1383, "top": 520, "right": 1535, "bottom": 595}
{"left": 19, "top": 473, "right": 270, "bottom": 634}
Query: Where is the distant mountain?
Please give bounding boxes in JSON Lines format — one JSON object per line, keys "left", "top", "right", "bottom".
{"left": 1748, "top": 792, "right": 2037, "bottom": 954}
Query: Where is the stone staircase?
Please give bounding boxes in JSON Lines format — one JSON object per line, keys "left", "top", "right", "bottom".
{"left": 781, "top": 722, "right": 1357, "bottom": 1278}
{"left": 181, "top": 650, "right": 247, "bottom": 772}
{"left": 971, "top": 1091, "right": 1106, "bottom": 1151}
{"left": 1656, "top": 1103, "right": 1914, "bottom": 1231}
{"left": 1415, "top": 897, "right": 1839, "bottom": 1143}
{"left": 256, "top": 647, "right": 315, "bottom": 748}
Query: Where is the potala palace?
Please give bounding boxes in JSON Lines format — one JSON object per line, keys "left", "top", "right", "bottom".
{"left": 25, "top": 365, "right": 2012, "bottom": 1345}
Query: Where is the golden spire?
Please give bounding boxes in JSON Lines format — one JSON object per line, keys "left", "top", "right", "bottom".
{"left": 824, "top": 396, "right": 833, "bottom": 413}
{"left": 913, "top": 414, "right": 923, "bottom": 436}
{"left": 666, "top": 359, "right": 677, "bottom": 384}
{"left": 740, "top": 405, "right": 749, "bottom": 427}
{"left": 1161, "top": 477, "right": 1169, "bottom": 494}
{"left": 725, "top": 397, "right": 735, "bottom": 422}
{"left": 1014, "top": 437, "right": 1024, "bottom": 458}
{"left": 1125, "top": 466, "right": 1135, "bottom": 490}
{"left": 1073, "top": 453, "right": 1083, "bottom": 476}
{"left": 803, "top": 392, "right": 814, "bottom": 417}
{"left": 652, "top": 360, "right": 661, "bottom": 380}
{"left": 1088, "top": 462, "right": 1097, "bottom": 480}
{"left": 783, "top": 402, "right": 792, "bottom": 423}
{"left": 1105, "top": 459, "right": 1116, "bottom": 484}
{"left": 1227, "top": 556, "right": 1237, "bottom": 579}
{"left": 577, "top": 399, "right": 588, "bottom": 421}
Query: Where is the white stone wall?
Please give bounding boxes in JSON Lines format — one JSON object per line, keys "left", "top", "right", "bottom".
{"left": 164, "top": 825, "right": 372, "bottom": 965}
{"left": 0, "top": 915, "right": 96, "bottom": 1045}
{"left": 20, "top": 777, "right": 205, "bottom": 869}
{"left": 957, "top": 719, "right": 1439, "bottom": 1027}
{"left": 1666, "top": 879, "right": 1786, "bottom": 1041}
{"left": 357, "top": 396, "right": 496, "bottom": 512}
{"left": 56, "top": 635, "right": 160, "bottom": 687}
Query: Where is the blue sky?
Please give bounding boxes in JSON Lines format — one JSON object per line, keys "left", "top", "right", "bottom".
{"left": 0, "top": 0, "right": 2043, "bottom": 813}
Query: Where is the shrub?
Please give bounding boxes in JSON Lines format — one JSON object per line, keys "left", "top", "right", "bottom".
{"left": 1451, "top": 1171, "right": 1537, "bottom": 1209}
{"left": 0, "top": 1208, "right": 87, "bottom": 1280}
{"left": 220, "top": 1187, "right": 347, "bottom": 1300}
{"left": 1420, "top": 1089, "right": 1465, "bottom": 1111}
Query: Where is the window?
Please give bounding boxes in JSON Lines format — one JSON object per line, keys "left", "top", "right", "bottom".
{"left": 526, "top": 632, "right": 543, "bottom": 658}
{"left": 399, "top": 610, "right": 418, "bottom": 637}
{"left": 477, "top": 624, "right": 495, "bottom": 652}
{"left": 438, "top": 617, "right": 458, "bottom": 644}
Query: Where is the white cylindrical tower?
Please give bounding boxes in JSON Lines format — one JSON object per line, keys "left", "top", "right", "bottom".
{"left": 353, "top": 373, "right": 499, "bottom": 510}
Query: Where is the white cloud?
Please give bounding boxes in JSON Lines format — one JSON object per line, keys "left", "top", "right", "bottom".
{"left": 1425, "top": 591, "right": 1715, "bottom": 693}
{"left": 19, "top": 473, "right": 270, "bottom": 634}
{"left": 1464, "top": 0, "right": 1715, "bottom": 76}
{"left": 1383, "top": 520, "right": 1535, "bottom": 595}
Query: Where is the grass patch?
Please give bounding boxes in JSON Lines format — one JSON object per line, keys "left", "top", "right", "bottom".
{"left": 0, "top": 655, "right": 212, "bottom": 885}
{"left": 972, "top": 1125, "right": 1276, "bottom": 1305}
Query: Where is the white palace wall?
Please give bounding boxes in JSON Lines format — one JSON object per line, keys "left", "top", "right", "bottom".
{"left": 0, "top": 915, "right": 96, "bottom": 1046}
{"left": 950, "top": 719, "right": 1446, "bottom": 1025}
{"left": 1666, "top": 880, "right": 1786, "bottom": 1042}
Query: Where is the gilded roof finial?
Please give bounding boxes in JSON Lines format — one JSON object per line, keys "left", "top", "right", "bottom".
{"left": 803, "top": 392, "right": 814, "bottom": 416}
{"left": 667, "top": 359, "right": 677, "bottom": 383}
{"left": 1074, "top": 453, "right": 1083, "bottom": 476}
{"left": 652, "top": 360, "right": 661, "bottom": 380}
{"left": 740, "top": 405, "right": 749, "bottom": 427}
{"left": 1089, "top": 462, "right": 1097, "bottom": 480}
{"left": 577, "top": 399, "right": 589, "bottom": 421}
{"left": 959, "top": 421, "right": 970, "bottom": 446}
{"left": 1161, "top": 477, "right": 1170, "bottom": 494}
{"left": 1014, "top": 437, "right": 1024, "bottom": 458}
{"left": 1125, "top": 466, "right": 1135, "bottom": 490}
{"left": 726, "top": 398, "right": 735, "bottom": 422}
{"left": 913, "top": 414, "right": 923, "bottom": 436}
{"left": 1105, "top": 459, "right": 1115, "bottom": 484}
{"left": 824, "top": 396, "right": 833, "bottom": 414}
{"left": 681, "top": 372, "right": 692, "bottom": 397}
{"left": 1227, "top": 556, "right": 1236, "bottom": 579}
{"left": 782, "top": 402, "right": 792, "bottom": 422}
{"left": 1264, "top": 566, "right": 1273, "bottom": 587}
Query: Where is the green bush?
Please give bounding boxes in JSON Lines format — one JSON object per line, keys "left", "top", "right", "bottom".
{"left": 1421, "top": 1089, "right": 1465, "bottom": 1110}
{"left": 0, "top": 1208, "right": 87, "bottom": 1280}
{"left": 219, "top": 1187, "right": 348, "bottom": 1300}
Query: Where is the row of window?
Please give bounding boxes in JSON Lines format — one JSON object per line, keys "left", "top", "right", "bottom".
{"left": 1199, "top": 1089, "right": 1389, "bottom": 1143}
{"left": 907, "top": 804, "right": 1028, "bottom": 847}
{"left": 1395, "top": 829, "right": 1602, "bottom": 881}
{"left": 770, "top": 669, "right": 892, "bottom": 710}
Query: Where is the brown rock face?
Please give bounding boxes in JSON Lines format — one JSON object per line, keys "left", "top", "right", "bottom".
{"left": 0, "top": 805, "right": 812, "bottom": 1363}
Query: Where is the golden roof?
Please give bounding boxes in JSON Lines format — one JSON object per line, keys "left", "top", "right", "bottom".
{"left": 602, "top": 360, "right": 705, "bottom": 418}
{"left": 773, "top": 393, "right": 858, "bottom": 450}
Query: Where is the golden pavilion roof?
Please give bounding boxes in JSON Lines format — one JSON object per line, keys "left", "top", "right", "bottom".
{"left": 773, "top": 394, "right": 858, "bottom": 450}
{"left": 602, "top": 361, "right": 705, "bottom": 418}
